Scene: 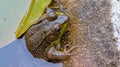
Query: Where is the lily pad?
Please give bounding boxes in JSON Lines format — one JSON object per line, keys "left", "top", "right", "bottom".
{"left": 15, "top": 0, "right": 52, "bottom": 38}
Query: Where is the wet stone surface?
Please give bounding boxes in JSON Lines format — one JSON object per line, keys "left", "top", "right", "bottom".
{"left": 61, "top": 0, "right": 120, "bottom": 67}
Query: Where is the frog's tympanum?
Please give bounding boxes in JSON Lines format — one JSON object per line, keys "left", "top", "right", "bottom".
{"left": 25, "top": 1, "right": 77, "bottom": 62}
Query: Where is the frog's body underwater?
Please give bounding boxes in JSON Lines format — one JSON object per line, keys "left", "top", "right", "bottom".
{"left": 25, "top": 4, "right": 77, "bottom": 62}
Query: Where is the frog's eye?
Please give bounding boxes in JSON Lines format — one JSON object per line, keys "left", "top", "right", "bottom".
{"left": 55, "top": 27, "right": 61, "bottom": 32}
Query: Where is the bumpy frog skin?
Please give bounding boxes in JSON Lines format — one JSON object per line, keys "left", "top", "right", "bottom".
{"left": 25, "top": 11, "right": 77, "bottom": 61}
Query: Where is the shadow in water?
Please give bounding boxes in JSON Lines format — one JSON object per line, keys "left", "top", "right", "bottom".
{"left": 0, "top": 37, "right": 62, "bottom": 67}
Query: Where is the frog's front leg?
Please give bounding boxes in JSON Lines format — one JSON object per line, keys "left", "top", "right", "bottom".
{"left": 47, "top": 45, "right": 78, "bottom": 60}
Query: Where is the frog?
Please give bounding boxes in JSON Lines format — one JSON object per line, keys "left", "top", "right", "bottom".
{"left": 25, "top": 2, "right": 77, "bottom": 62}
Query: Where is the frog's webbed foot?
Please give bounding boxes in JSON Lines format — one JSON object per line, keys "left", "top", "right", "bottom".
{"left": 47, "top": 45, "right": 78, "bottom": 60}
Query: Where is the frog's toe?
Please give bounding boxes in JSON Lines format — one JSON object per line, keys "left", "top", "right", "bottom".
{"left": 47, "top": 47, "right": 73, "bottom": 60}
{"left": 65, "top": 45, "right": 78, "bottom": 53}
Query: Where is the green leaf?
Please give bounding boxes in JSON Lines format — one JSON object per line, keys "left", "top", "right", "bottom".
{"left": 15, "top": 0, "right": 52, "bottom": 38}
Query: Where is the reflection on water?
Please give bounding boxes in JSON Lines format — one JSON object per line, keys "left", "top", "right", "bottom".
{"left": 0, "top": 37, "right": 62, "bottom": 67}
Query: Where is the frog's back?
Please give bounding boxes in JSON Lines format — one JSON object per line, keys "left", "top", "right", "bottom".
{"left": 25, "top": 14, "right": 68, "bottom": 60}
{"left": 25, "top": 19, "right": 51, "bottom": 57}
{"left": 25, "top": 19, "right": 60, "bottom": 60}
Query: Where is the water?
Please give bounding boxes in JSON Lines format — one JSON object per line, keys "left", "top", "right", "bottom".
{"left": 0, "top": 37, "right": 62, "bottom": 67}
{"left": 0, "top": 0, "right": 30, "bottom": 47}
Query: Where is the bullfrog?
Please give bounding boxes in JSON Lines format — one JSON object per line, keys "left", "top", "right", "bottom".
{"left": 25, "top": 2, "right": 77, "bottom": 62}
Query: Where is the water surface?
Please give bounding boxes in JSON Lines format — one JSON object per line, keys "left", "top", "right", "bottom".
{"left": 0, "top": 0, "right": 31, "bottom": 47}
{"left": 0, "top": 38, "right": 62, "bottom": 67}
